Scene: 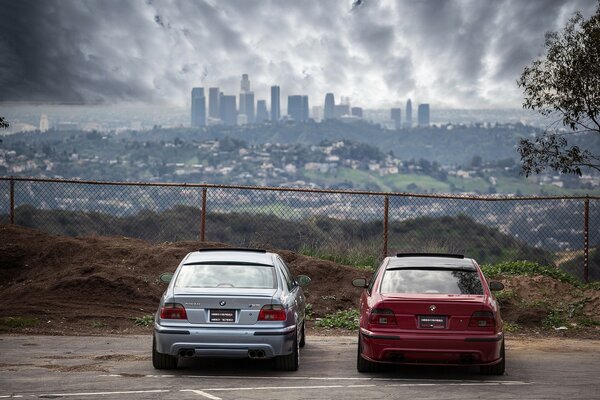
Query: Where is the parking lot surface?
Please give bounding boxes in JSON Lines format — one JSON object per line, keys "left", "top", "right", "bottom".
{"left": 0, "top": 335, "right": 599, "bottom": 399}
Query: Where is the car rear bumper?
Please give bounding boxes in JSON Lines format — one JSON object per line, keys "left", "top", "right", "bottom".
{"left": 360, "top": 328, "right": 503, "bottom": 366}
{"left": 154, "top": 323, "right": 296, "bottom": 358}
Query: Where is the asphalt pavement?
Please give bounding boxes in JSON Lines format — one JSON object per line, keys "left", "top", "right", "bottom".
{"left": 0, "top": 335, "right": 599, "bottom": 399}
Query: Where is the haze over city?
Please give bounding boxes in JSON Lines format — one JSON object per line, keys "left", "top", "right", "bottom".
{"left": 1, "top": 0, "right": 598, "bottom": 110}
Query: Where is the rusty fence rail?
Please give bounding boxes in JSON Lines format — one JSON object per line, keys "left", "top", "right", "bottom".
{"left": 1, "top": 176, "right": 599, "bottom": 282}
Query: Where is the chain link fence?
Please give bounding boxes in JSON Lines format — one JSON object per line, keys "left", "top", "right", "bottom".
{"left": 1, "top": 177, "right": 598, "bottom": 282}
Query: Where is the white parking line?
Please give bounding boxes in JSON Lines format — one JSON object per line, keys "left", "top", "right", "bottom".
{"left": 180, "top": 389, "right": 222, "bottom": 400}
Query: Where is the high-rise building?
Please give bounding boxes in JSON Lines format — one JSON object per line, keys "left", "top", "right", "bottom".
{"left": 39, "top": 114, "right": 49, "bottom": 132}
{"left": 208, "top": 87, "right": 220, "bottom": 119}
{"left": 405, "top": 99, "right": 413, "bottom": 128}
{"left": 351, "top": 107, "right": 363, "bottom": 118}
{"left": 240, "top": 74, "right": 250, "bottom": 92}
{"left": 256, "top": 100, "right": 269, "bottom": 123}
{"left": 334, "top": 104, "right": 350, "bottom": 118}
{"left": 220, "top": 95, "right": 237, "bottom": 126}
{"left": 239, "top": 91, "right": 255, "bottom": 124}
{"left": 288, "top": 95, "right": 309, "bottom": 122}
{"left": 324, "top": 93, "right": 335, "bottom": 120}
{"left": 270, "top": 86, "right": 280, "bottom": 122}
{"left": 418, "top": 103, "right": 430, "bottom": 127}
{"left": 191, "top": 87, "right": 206, "bottom": 127}
{"left": 391, "top": 108, "right": 402, "bottom": 129}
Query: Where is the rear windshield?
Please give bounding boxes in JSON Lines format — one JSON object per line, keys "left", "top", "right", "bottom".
{"left": 175, "top": 264, "right": 276, "bottom": 289}
{"left": 380, "top": 268, "right": 484, "bottom": 295}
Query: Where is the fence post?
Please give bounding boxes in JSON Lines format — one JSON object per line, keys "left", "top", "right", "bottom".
{"left": 584, "top": 198, "right": 589, "bottom": 283}
{"left": 200, "top": 188, "right": 207, "bottom": 242}
{"left": 383, "top": 195, "right": 389, "bottom": 259}
{"left": 9, "top": 177, "right": 15, "bottom": 224}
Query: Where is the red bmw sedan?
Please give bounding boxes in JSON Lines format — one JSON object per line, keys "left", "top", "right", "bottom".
{"left": 353, "top": 253, "right": 505, "bottom": 375}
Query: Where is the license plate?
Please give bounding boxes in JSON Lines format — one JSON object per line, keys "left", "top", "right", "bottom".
{"left": 419, "top": 315, "right": 447, "bottom": 329}
{"left": 210, "top": 309, "right": 236, "bottom": 323}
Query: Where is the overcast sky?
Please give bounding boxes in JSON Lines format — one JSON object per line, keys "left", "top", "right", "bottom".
{"left": 1, "top": 0, "right": 597, "bottom": 109}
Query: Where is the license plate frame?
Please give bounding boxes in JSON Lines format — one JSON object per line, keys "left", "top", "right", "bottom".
{"left": 418, "top": 315, "right": 447, "bottom": 329}
{"left": 210, "top": 309, "right": 236, "bottom": 323}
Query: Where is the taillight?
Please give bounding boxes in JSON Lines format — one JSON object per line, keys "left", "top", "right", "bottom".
{"left": 468, "top": 311, "right": 495, "bottom": 329}
{"left": 369, "top": 308, "right": 397, "bottom": 325}
{"left": 160, "top": 303, "right": 188, "bottom": 320}
{"left": 258, "top": 304, "right": 286, "bottom": 321}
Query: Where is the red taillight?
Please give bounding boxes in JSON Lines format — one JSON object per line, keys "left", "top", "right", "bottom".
{"left": 468, "top": 311, "right": 496, "bottom": 329}
{"left": 160, "top": 303, "right": 188, "bottom": 320}
{"left": 369, "top": 308, "right": 397, "bottom": 325}
{"left": 258, "top": 305, "right": 286, "bottom": 321}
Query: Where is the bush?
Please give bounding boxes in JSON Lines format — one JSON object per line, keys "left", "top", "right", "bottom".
{"left": 481, "top": 260, "right": 581, "bottom": 286}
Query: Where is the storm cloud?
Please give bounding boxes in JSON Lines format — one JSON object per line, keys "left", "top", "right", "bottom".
{"left": 0, "top": 0, "right": 597, "bottom": 108}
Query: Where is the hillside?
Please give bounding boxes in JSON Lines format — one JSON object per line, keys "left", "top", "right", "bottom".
{"left": 0, "top": 224, "right": 598, "bottom": 337}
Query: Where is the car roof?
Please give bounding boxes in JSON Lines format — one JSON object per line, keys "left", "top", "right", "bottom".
{"left": 184, "top": 248, "right": 275, "bottom": 265}
{"left": 386, "top": 256, "right": 476, "bottom": 270}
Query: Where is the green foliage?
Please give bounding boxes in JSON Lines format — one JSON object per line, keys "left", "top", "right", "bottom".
{"left": 518, "top": 4, "right": 600, "bottom": 175}
{"left": 316, "top": 309, "right": 360, "bottom": 330}
{"left": 90, "top": 320, "right": 107, "bottom": 329}
{"left": 503, "top": 322, "right": 521, "bottom": 333}
{"left": 481, "top": 261, "right": 580, "bottom": 286}
{"left": 0, "top": 316, "right": 39, "bottom": 330}
{"left": 133, "top": 315, "right": 154, "bottom": 327}
{"left": 304, "top": 303, "right": 313, "bottom": 321}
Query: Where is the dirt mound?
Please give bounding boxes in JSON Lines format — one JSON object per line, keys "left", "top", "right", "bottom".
{"left": 0, "top": 224, "right": 364, "bottom": 334}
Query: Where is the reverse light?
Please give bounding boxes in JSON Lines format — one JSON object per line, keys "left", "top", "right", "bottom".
{"left": 258, "top": 304, "right": 286, "bottom": 321}
{"left": 369, "top": 308, "right": 397, "bottom": 325}
{"left": 160, "top": 303, "right": 188, "bottom": 320}
{"left": 468, "top": 311, "right": 495, "bottom": 329}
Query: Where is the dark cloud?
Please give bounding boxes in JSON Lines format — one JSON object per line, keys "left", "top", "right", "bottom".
{"left": 0, "top": 0, "right": 598, "bottom": 108}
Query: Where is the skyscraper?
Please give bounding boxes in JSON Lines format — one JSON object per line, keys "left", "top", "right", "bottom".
{"left": 391, "top": 108, "right": 401, "bottom": 129}
{"left": 239, "top": 74, "right": 254, "bottom": 123}
{"left": 191, "top": 87, "right": 206, "bottom": 127}
{"left": 351, "top": 107, "right": 363, "bottom": 118}
{"left": 39, "top": 114, "right": 49, "bottom": 132}
{"left": 220, "top": 95, "right": 237, "bottom": 126}
{"left": 418, "top": 104, "right": 430, "bottom": 127}
{"left": 405, "top": 99, "right": 413, "bottom": 128}
{"left": 256, "top": 100, "right": 269, "bottom": 123}
{"left": 270, "top": 86, "right": 280, "bottom": 122}
{"left": 288, "top": 95, "right": 309, "bottom": 122}
{"left": 208, "top": 87, "right": 220, "bottom": 119}
{"left": 239, "top": 91, "right": 255, "bottom": 124}
{"left": 240, "top": 74, "right": 250, "bottom": 92}
{"left": 334, "top": 104, "right": 350, "bottom": 118}
{"left": 324, "top": 93, "right": 335, "bottom": 120}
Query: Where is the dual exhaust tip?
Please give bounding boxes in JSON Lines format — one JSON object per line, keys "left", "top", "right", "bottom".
{"left": 179, "top": 349, "right": 195, "bottom": 357}
{"left": 248, "top": 349, "right": 266, "bottom": 359}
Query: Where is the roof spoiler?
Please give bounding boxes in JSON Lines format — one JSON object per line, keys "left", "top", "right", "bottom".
{"left": 395, "top": 253, "right": 464, "bottom": 259}
{"left": 198, "top": 247, "right": 267, "bottom": 253}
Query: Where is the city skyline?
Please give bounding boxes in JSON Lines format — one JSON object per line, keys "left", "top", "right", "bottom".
{"left": 1, "top": 0, "right": 598, "bottom": 109}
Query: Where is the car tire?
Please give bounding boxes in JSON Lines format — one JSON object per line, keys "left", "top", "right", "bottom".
{"left": 152, "top": 336, "right": 178, "bottom": 370}
{"left": 357, "top": 334, "right": 378, "bottom": 373}
{"left": 480, "top": 339, "right": 505, "bottom": 375}
{"left": 275, "top": 332, "right": 299, "bottom": 371}
{"left": 299, "top": 321, "right": 306, "bottom": 348}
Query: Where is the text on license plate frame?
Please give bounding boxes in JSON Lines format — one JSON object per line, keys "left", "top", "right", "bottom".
{"left": 210, "top": 309, "right": 236, "bottom": 323}
{"left": 418, "top": 315, "right": 447, "bottom": 329}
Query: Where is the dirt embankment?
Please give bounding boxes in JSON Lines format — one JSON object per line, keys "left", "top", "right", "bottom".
{"left": 0, "top": 224, "right": 364, "bottom": 335}
{"left": 1, "top": 224, "right": 598, "bottom": 337}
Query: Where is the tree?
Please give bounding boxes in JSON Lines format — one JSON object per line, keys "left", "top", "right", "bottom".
{"left": 517, "top": 2, "right": 600, "bottom": 176}
{"left": 0, "top": 116, "right": 8, "bottom": 129}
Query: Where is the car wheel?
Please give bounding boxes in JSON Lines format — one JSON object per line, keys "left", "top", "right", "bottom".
{"left": 480, "top": 339, "right": 505, "bottom": 375}
{"left": 275, "top": 332, "right": 299, "bottom": 371}
{"left": 357, "top": 333, "right": 378, "bottom": 373}
{"left": 152, "top": 336, "right": 178, "bottom": 370}
{"left": 299, "top": 321, "right": 306, "bottom": 348}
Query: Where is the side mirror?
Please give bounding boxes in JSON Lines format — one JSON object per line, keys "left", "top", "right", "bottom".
{"left": 489, "top": 281, "right": 504, "bottom": 291}
{"left": 159, "top": 272, "right": 174, "bottom": 283}
{"left": 297, "top": 275, "right": 311, "bottom": 287}
{"left": 352, "top": 278, "right": 368, "bottom": 288}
